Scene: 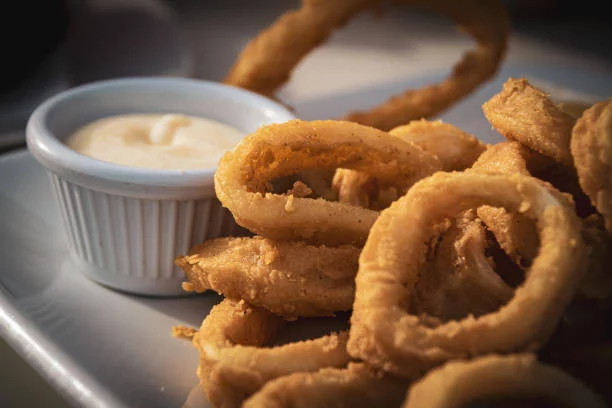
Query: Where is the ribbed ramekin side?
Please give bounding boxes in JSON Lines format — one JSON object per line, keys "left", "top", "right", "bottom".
{"left": 47, "top": 174, "right": 237, "bottom": 295}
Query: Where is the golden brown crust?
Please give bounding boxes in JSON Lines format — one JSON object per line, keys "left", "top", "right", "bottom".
{"left": 344, "top": 0, "right": 509, "bottom": 130}
{"left": 403, "top": 354, "right": 607, "bottom": 408}
{"left": 332, "top": 119, "right": 485, "bottom": 210}
{"left": 348, "top": 172, "right": 586, "bottom": 377}
{"left": 413, "top": 214, "right": 514, "bottom": 321}
{"left": 482, "top": 78, "right": 576, "bottom": 166}
{"left": 390, "top": 119, "right": 488, "bottom": 172}
{"left": 225, "top": 0, "right": 509, "bottom": 131}
{"left": 571, "top": 99, "right": 612, "bottom": 232}
{"left": 214, "top": 119, "right": 440, "bottom": 246}
{"left": 176, "top": 236, "right": 359, "bottom": 319}
{"left": 193, "top": 299, "right": 350, "bottom": 408}
{"left": 469, "top": 142, "right": 540, "bottom": 266}
{"left": 224, "top": 0, "right": 373, "bottom": 97}
{"left": 332, "top": 168, "right": 382, "bottom": 209}
{"left": 243, "top": 363, "right": 409, "bottom": 408}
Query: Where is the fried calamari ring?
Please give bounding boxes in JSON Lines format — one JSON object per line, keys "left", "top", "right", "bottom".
{"left": 193, "top": 298, "right": 350, "bottom": 408}
{"left": 469, "top": 141, "right": 540, "bottom": 266}
{"left": 333, "top": 119, "right": 484, "bottom": 209}
{"left": 413, "top": 214, "right": 513, "bottom": 321}
{"left": 403, "top": 354, "right": 607, "bottom": 408}
{"left": 470, "top": 141, "right": 588, "bottom": 268}
{"left": 215, "top": 119, "right": 440, "bottom": 246}
{"left": 224, "top": 0, "right": 374, "bottom": 97}
{"left": 224, "top": 0, "right": 509, "bottom": 131}
{"left": 482, "top": 77, "right": 576, "bottom": 167}
{"left": 469, "top": 140, "right": 531, "bottom": 175}
{"left": 331, "top": 168, "right": 384, "bottom": 209}
{"left": 571, "top": 99, "right": 612, "bottom": 232}
{"left": 175, "top": 236, "right": 359, "bottom": 319}
{"left": 243, "top": 363, "right": 409, "bottom": 408}
{"left": 348, "top": 172, "right": 586, "bottom": 377}
{"left": 389, "top": 120, "right": 488, "bottom": 172}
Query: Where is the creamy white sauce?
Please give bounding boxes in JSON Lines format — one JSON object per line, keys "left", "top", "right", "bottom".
{"left": 65, "top": 114, "right": 245, "bottom": 170}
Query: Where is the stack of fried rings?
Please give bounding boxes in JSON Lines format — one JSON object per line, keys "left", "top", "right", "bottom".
{"left": 173, "top": 77, "right": 611, "bottom": 408}
{"left": 171, "top": 0, "right": 610, "bottom": 403}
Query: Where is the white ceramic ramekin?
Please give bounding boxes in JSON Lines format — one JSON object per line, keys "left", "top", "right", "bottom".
{"left": 26, "top": 77, "right": 295, "bottom": 296}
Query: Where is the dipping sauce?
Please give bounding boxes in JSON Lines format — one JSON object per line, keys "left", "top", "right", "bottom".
{"left": 65, "top": 114, "right": 245, "bottom": 170}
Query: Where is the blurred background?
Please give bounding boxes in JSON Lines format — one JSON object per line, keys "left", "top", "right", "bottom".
{"left": 1, "top": 0, "right": 611, "bottom": 406}
{"left": 0, "top": 0, "right": 611, "bottom": 152}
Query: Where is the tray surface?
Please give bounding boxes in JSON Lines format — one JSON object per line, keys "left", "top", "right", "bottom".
{"left": 1, "top": 62, "right": 611, "bottom": 407}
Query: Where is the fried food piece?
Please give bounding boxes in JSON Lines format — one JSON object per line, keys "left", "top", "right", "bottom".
{"left": 243, "top": 363, "right": 410, "bottom": 408}
{"left": 413, "top": 214, "right": 514, "bottom": 321}
{"left": 225, "top": 0, "right": 509, "bottom": 131}
{"left": 482, "top": 77, "right": 576, "bottom": 167}
{"left": 215, "top": 119, "right": 440, "bottom": 246}
{"left": 331, "top": 168, "right": 382, "bottom": 209}
{"left": 469, "top": 141, "right": 540, "bottom": 266}
{"left": 193, "top": 298, "right": 350, "bottom": 408}
{"left": 286, "top": 180, "right": 312, "bottom": 197}
{"left": 571, "top": 99, "right": 612, "bottom": 232}
{"left": 389, "top": 119, "right": 488, "bottom": 172}
{"left": 471, "top": 130, "right": 593, "bottom": 217}
{"left": 529, "top": 152, "right": 595, "bottom": 218}
{"left": 470, "top": 140, "right": 591, "bottom": 268}
{"left": 273, "top": 169, "right": 338, "bottom": 201}
{"left": 175, "top": 236, "right": 359, "bottom": 319}
{"left": 477, "top": 205, "right": 539, "bottom": 268}
{"left": 224, "top": 0, "right": 373, "bottom": 97}
{"left": 470, "top": 140, "right": 531, "bottom": 175}
{"left": 333, "top": 119, "right": 484, "bottom": 210}
{"left": 348, "top": 172, "right": 586, "bottom": 377}
{"left": 403, "top": 354, "right": 607, "bottom": 408}
{"left": 172, "top": 325, "right": 197, "bottom": 340}
{"left": 331, "top": 168, "right": 401, "bottom": 211}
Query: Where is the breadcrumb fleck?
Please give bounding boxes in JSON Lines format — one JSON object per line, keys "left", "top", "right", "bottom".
{"left": 172, "top": 325, "right": 197, "bottom": 340}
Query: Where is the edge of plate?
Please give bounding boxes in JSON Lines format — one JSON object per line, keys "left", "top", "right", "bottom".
{"left": 0, "top": 291, "right": 125, "bottom": 408}
{"left": 0, "top": 149, "right": 127, "bottom": 408}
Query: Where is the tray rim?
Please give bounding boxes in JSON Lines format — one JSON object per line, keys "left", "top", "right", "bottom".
{"left": 1, "top": 60, "right": 611, "bottom": 407}
{"left": 0, "top": 149, "right": 127, "bottom": 408}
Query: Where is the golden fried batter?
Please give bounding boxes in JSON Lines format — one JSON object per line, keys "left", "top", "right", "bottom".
{"left": 215, "top": 119, "right": 440, "bottom": 246}
{"left": 243, "top": 363, "right": 409, "bottom": 408}
{"left": 571, "top": 99, "right": 612, "bottom": 232}
{"left": 225, "top": 0, "right": 509, "bottom": 131}
{"left": 482, "top": 77, "right": 576, "bottom": 166}
{"left": 469, "top": 141, "right": 540, "bottom": 266}
{"left": 389, "top": 119, "right": 487, "bottom": 172}
{"left": 349, "top": 172, "right": 586, "bottom": 377}
{"left": 193, "top": 299, "right": 350, "bottom": 408}
{"left": 332, "top": 119, "right": 483, "bottom": 210}
{"left": 176, "top": 236, "right": 359, "bottom": 319}
{"left": 414, "top": 214, "right": 513, "bottom": 321}
{"left": 403, "top": 354, "right": 606, "bottom": 408}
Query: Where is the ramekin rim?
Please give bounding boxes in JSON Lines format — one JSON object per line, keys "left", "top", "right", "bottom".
{"left": 25, "top": 77, "right": 295, "bottom": 188}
